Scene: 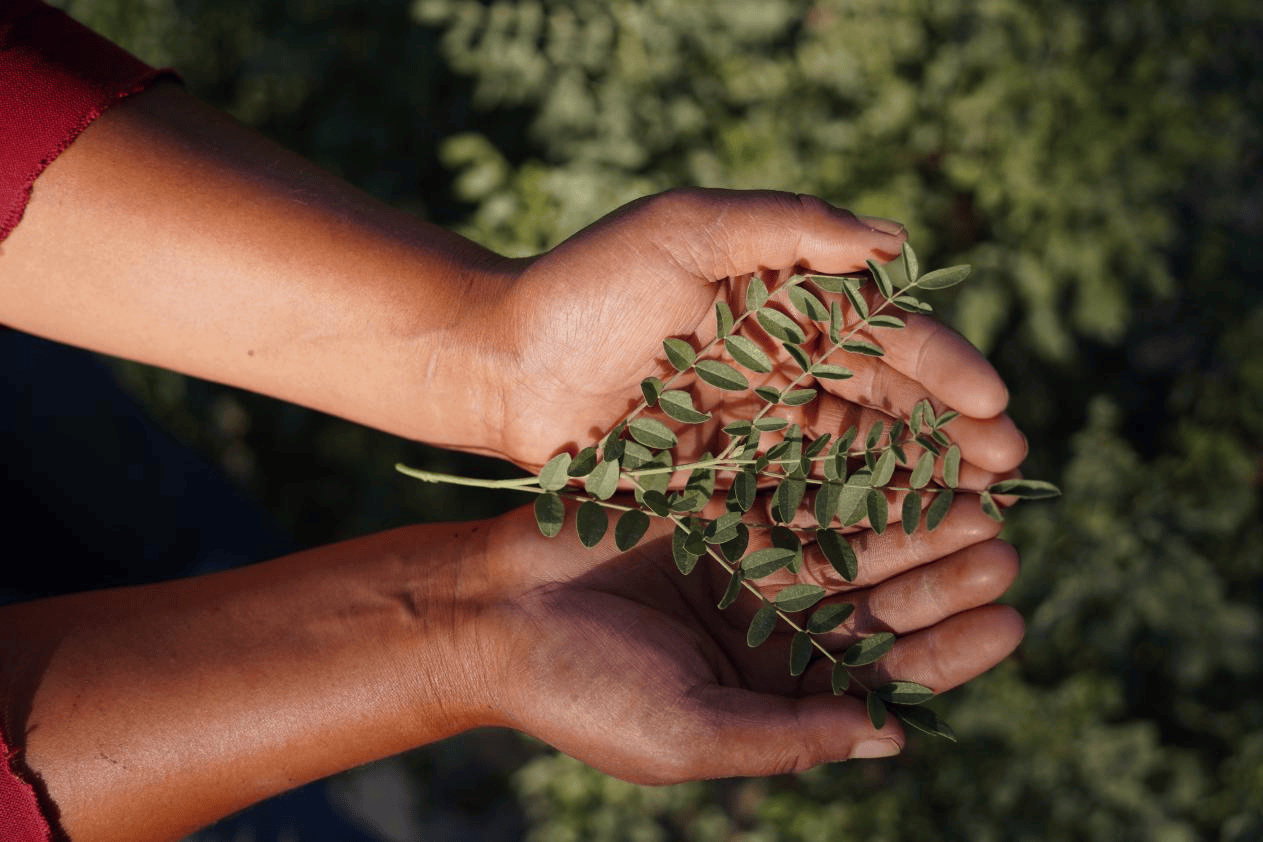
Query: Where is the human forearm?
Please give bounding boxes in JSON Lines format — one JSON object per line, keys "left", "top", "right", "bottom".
{"left": 1, "top": 523, "right": 495, "bottom": 842}
{"left": 0, "top": 81, "right": 513, "bottom": 454}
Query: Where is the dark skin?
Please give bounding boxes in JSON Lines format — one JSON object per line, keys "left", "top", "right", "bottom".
{"left": 0, "top": 81, "right": 1026, "bottom": 841}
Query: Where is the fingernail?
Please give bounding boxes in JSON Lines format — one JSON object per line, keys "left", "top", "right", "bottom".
{"left": 852, "top": 738, "right": 901, "bottom": 759}
{"left": 857, "top": 215, "right": 906, "bottom": 236}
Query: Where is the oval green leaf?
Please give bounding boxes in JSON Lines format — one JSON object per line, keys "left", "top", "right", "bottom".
{"left": 901, "top": 491, "right": 922, "bottom": 535}
{"left": 817, "top": 528, "right": 858, "bottom": 581}
{"left": 533, "top": 492, "right": 565, "bottom": 538}
{"left": 812, "top": 363, "right": 854, "bottom": 380}
{"left": 901, "top": 242, "right": 920, "bottom": 283}
{"left": 925, "top": 488, "right": 954, "bottom": 531}
{"left": 538, "top": 452, "right": 572, "bottom": 491}
{"left": 943, "top": 444, "right": 961, "bottom": 489}
{"left": 916, "top": 264, "right": 971, "bottom": 290}
{"left": 747, "top": 603, "right": 779, "bottom": 648}
{"left": 789, "top": 285, "right": 829, "bottom": 321}
{"left": 658, "top": 390, "right": 710, "bottom": 424}
{"left": 781, "top": 388, "right": 818, "bottom": 406}
{"left": 695, "top": 359, "right": 749, "bottom": 391}
{"left": 628, "top": 417, "right": 677, "bottom": 450}
{"left": 789, "top": 631, "right": 813, "bottom": 676}
{"left": 741, "top": 547, "right": 797, "bottom": 579}
{"left": 718, "top": 569, "right": 744, "bottom": 609}
{"left": 756, "top": 308, "right": 806, "bottom": 344}
{"left": 807, "top": 601, "right": 855, "bottom": 634}
{"left": 774, "top": 584, "right": 826, "bottom": 613}
{"left": 715, "top": 300, "right": 734, "bottom": 338}
{"left": 910, "top": 451, "right": 934, "bottom": 489}
{"left": 842, "top": 338, "right": 885, "bottom": 357}
{"left": 877, "top": 680, "right": 935, "bottom": 705}
{"left": 896, "top": 706, "right": 957, "bottom": 741}
{"left": 584, "top": 458, "right": 620, "bottom": 500}
{"left": 866, "top": 258, "right": 894, "bottom": 300}
{"left": 843, "top": 631, "right": 896, "bottom": 667}
{"left": 867, "top": 691, "right": 888, "bottom": 729}
{"left": 568, "top": 446, "right": 599, "bottom": 478}
{"left": 866, "top": 488, "right": 889, "bottom": 534}
{"left": 980, "top": 490, "right": 1004, "bottom": 523}
{"left": 745, "top": 276, "right": 769, "bottom": 311}
{"left": 831, "top": 661, "right": 851, "bottom": 695}
{"left": 662, "top": 337, "right": 696, "bottom": 371}
{"left": 724, "top": 334, "right": 774, "bottom": 373}
{"left": 871, "top": 449, "right": 897, "bottom": 488}
{"left": 986, "top": 478, "right": 1062, "bottom": 499}
{"left": 672, "top": 524, "right": 701, "bottom": 574}
{"left": 614, "top": 509, "right": 651, "bottom": 551}
{"left": 576, "top": 500, "right": 608, "bottom": 547}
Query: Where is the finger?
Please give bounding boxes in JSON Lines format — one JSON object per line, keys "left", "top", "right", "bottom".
{"left": 806, "top": 355, "right": 1027, "bottom": 474}
{"left": 653, "top": 685, "right": 904, "bottom": 781}
{"left": 812, "top": 539, "right": 1020, "bottom": 642}
{"left": 648, "top": 189, "right": 907, "bottom": 283}
{"left": 848, "top": 604, "right": 1025, "bottom": 694}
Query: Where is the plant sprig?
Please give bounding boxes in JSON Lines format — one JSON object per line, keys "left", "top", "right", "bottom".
{"left": 398, "top": 243, "right": 1059, "bottom": 739}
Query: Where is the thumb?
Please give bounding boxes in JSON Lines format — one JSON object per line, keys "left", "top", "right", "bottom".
{"left": 639, "top": 188, "right": 907, "bottom": 281}
{"left": 676, "top": 686, "right": 906, "bottom": 779}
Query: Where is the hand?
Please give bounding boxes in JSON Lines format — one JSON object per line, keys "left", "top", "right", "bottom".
{"left": 489, "top": 188, "right": 1026, "bottom": 490}
{"left": 467, "top": 494, "right": 1023, "bottom": 782}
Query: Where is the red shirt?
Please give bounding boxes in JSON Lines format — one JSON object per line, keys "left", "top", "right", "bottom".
{"left": 1, "top": 3, "right": 173, "bottom": 837}
{"left": 1, "top": 0, "right": 174, "bottom": 242}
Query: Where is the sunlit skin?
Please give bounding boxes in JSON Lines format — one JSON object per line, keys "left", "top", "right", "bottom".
{"left": 0, "top": 82, "right": 1026, "bottom": 841}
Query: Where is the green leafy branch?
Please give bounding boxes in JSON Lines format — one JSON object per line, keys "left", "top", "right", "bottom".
{"left": 398, "top": 243, "right": 1059, "bottom": 740}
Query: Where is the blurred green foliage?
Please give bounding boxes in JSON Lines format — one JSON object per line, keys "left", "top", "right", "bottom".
{"left": 54, "top": 0, "right": 1263, "bottom": 838}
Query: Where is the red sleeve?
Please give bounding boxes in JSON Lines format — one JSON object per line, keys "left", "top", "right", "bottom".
{"left": 0, "top": 721, "right": 53, "bottom": 842}
{"left": 0, "top": 0, "right": 178, "bottom": 242}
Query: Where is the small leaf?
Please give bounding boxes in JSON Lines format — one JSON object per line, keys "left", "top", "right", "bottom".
{"left": 865, "top": 421, "right": 884, "bottom": 452}
{"left": 662, "top": 337, "right": 696, "bottom": 371}
{"left": 843, "top": 632, "right": 896, "bottom": 666}
{"left": 987, "top": 479, "right": 1063, "bottom": 499}
{"left": 754, "top": 386, "right": 782, "bottom": 404}
{"left": 775, "top": 584, "right": 826, "bottom": 613}
{"left": 842, "top": 277, "right": 869, "bottom": 320}
{"left": 916, "top": 264, "right": 971, "bottom": 290}
{"left": 901, "top": 242, "right": 919, "bottom": 283}
{"left": 538, "top": 453, "right": 572, "bottom": 491}
{"left": 741, "top": 547, "right": 797, "bottom": 579}
{"left": 867, "top": 691, "right": 888, "bottom": 729}
{"left": 746, "top": 275, "right": 769, "bottom": 311}
{"left": 658, "top": 390, "right": 710, "bottom": 424}
{"left": 933, "top": 409, "right": 960, "bottom": 429}
{"left": 695, "top": 359, "right": 749, "bottom": 391}
{"left": 831, "top": 661, "right": 850, "bottom": 695}
{"left": 729, "top": 468, "right": 757, "bottom": 513}
{"left": 808, "top": 275, "right": 848, "bottom": 295}
{"left": 789, "top": 631, "right": 813, "bottom": 676}
{"left": 877, "top": 681, "right": 935, "bottom": 705}
{"left": 577, "top": 501, "right": 608, "bottom": 547}
{"left": 812, "top": 363, "right": 854, "bottom": 380}
{"left": 803, "top": 434, "right": 832, "bottom": 459}
{"left": 829, "top": 299, "right": 844, "bottom": 344}
{"left": 807, "top": 601, "right": 855, "bottom": 634}
{"left": 718, "top": 570, "right": 744, "bottom": 609}
{"left": 782, "top": 388, "right": 819, "bottom": 406}
{"left": 789, "top": 285, "right": 829, "bottom": 321}
{"left": 568, "top": 446, "right": 599, "bottom": 478}
{"left": 614, "top": 509, "right": 651, "bottom": 551}
{"left": 724, "top": 420, "right": 753, "bottom": 438}
{"left": 704, "top": 511, "right": 744, "bottom": 545}
{"left": 915, "top": 434, "right": 942, "bottom": 456}
{"left": 774, "top": 477, "right": 807, "bottom": 522}
{"left": 783, "top": 341, "right": 813, "bottom": 373}
{"left": 628, "top": 417, "right": 677, "bottom": 450}
{"left": 817, "top": 529, "right": 858, "bottom": 581}
{"left": 756, "top": 308, "right": 807, "bottom": 344}
{"left": 814, "top": 481, "right": 841, "bottom": 527}
{"left": 871, "top": 449, "right": 897, "bottom": 487}
{"left": 866, "top": 314, "right": 905, "bottom": 329}
{"left": 909, "top": 400, "right": 927, "bottom": 434}
{"left": 747, "top": 603, "right": 779, "bottom": 648}
{"left": 753, "top": 417, "right": 789, "bottom": 432}
{"left": 672, "top": 525, "right": 701, "bottom": 574}
{"left": 724, "top": 334, "right": 774, "bottom": 373}
{"left": 715, "top": 300, "right": 734, "bottom": 338}
{"left": 944, "top": 444, "right": 961, "bottom": 489}
{"left": 837, "top": 484, "right": 871, "bottom": 529}
{"left": 720, "top": 523, "right": 750, "bottom": 562}
{"left": 640, "top": 377, "right": 663, "bottom": 406}
{"left": 893, "top": 295, "right": 932, "bottom": 313}
{"left": 910, "top": 452, "right": 934, "bottom": 489}
{"left": 980, "top": 491, "right": 1005, "bottom": 523}
{"left": 620, "top": 440, "right": 654, "bottom": 470}
{"left": 902, "top": 491, "right": 922, "bottom": 535}
{"left": 842, "top": 339, "right": 885, "bottom": 357}
{"left": 925, "top": 489, "right": 954, "bottom": 531}
{"left": 584, "top": 458, "right": 620, "bottom": 500}
{"left": 866, "top": 258, "right": 894, "bottom": 299}
{"left": 867, "top": 489, "right": 889, "bottom": 534}
{"left": 770, "top": 525, "right": 804, "bottom": 573}
{"left": 896, "top": 706, "right": 957, "bottom": 741}
{"left": 533, "top": 493, "right": 565, "bottom": 538}
{"left": 640, "top": 489, "right": 671, "bottom": 517}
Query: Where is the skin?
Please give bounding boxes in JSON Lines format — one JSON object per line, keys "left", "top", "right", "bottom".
{"left": 0, "top": 82, "right": 1028, "bottom": 841}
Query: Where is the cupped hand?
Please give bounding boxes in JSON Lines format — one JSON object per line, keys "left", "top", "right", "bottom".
{"left": 491, "top": 188, "right": 1026, "bottom": 487}
{"left": 465, "top": 496, "right": 1023, "bottom": 784}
